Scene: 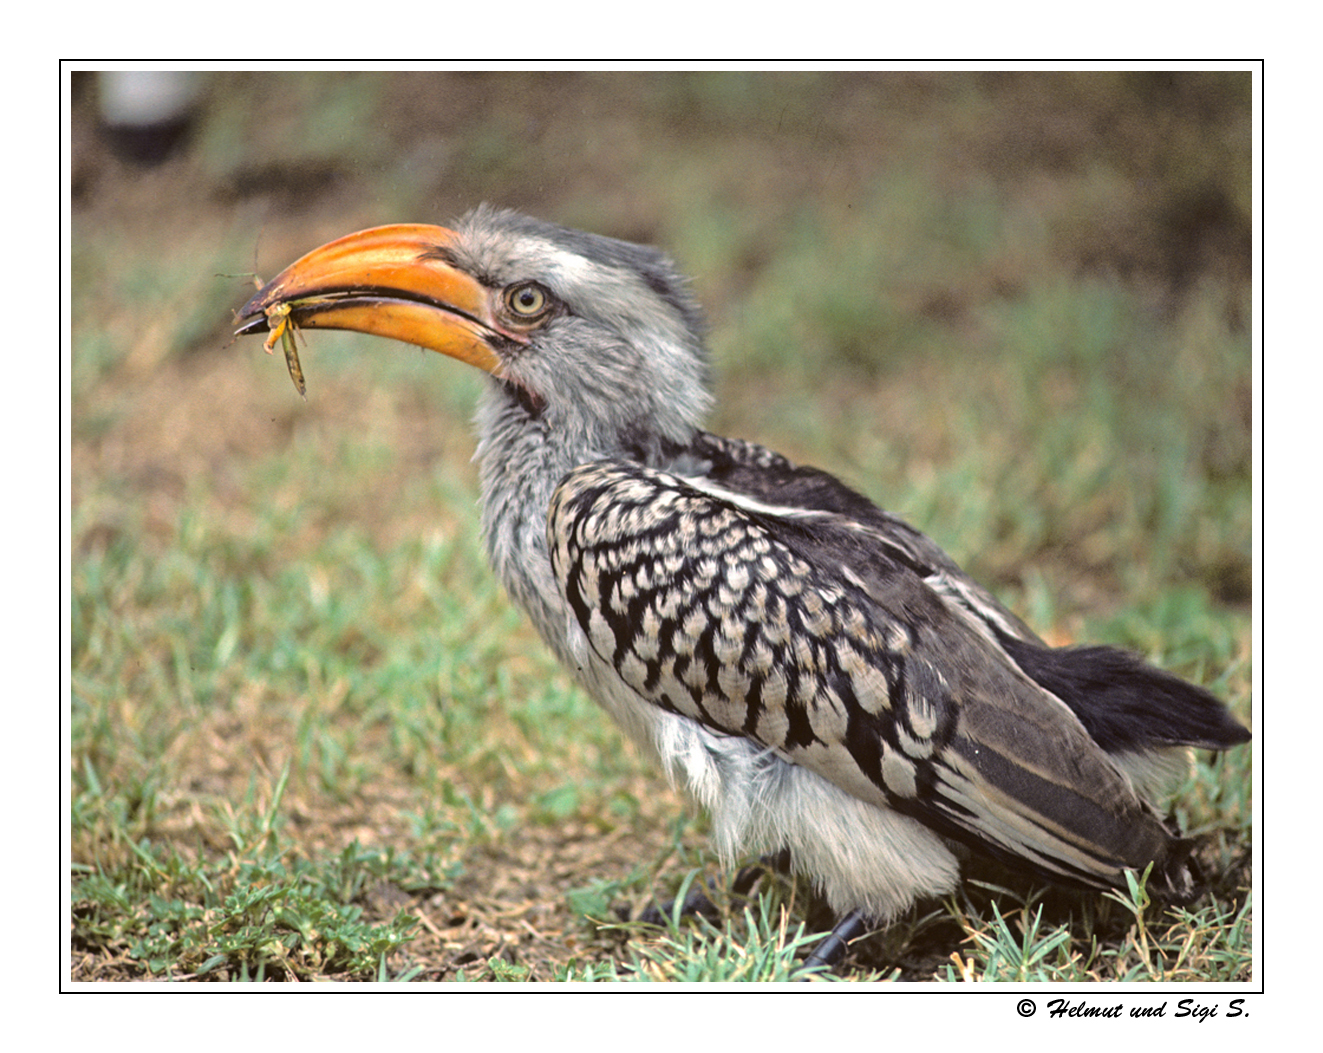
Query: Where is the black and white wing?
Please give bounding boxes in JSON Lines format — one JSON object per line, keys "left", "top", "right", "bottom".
{"left": 547, "top": 451, "right": 1216, "bottom": 890}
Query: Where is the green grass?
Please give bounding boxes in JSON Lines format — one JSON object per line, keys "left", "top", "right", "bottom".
{"left": 72, "top": 763, "right": 437, "bottom": 981}
{"left": 68, "top": 71, "right": 1253, "bottom": 983}
{"left": 936, "top": 868, "right": 1252, "bottom": 983}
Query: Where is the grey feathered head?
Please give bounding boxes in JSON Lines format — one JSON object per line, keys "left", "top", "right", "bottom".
{"left": 451, "top": 205, "right": 712, "bottom": 444}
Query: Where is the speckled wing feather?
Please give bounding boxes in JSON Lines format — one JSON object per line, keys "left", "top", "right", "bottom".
{"left": 547, "top": 456, "right": 1179, "bottom": 888}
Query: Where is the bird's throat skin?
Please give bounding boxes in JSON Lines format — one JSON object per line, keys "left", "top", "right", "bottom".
{"left": 232, "top": 206, "right": 1249, "bottom": 933}
{"left": 472, "top": 381, "right": 723, "bottom": 762}
{"left": 474, "top": 385, "right": 597, "bottom": 648}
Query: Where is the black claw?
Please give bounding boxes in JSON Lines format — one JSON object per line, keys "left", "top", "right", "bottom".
{"left": 639, "top": 851, "right": 793, "bottom": 926}
{"left": 798, "top": 909, "right": 870, "bottom": 976}
{"left": 637, "top": 881, "right": 723, "bottom": 927}
{"left": 733, "top": 848, "right": 794, "bottom": 895}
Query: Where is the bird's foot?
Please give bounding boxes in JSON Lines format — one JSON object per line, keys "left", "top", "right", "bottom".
{"left": 635, "top": 852, "right": 790, "bottom": 927}
{"left": 635, "top": 877, "right": 723, "bottom": 927}
{"left": 797, "top": 908, "right": 871, "bottom": 977}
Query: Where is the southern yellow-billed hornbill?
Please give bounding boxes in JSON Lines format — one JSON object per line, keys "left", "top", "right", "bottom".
{"left": 234, "top": 206, "right": 1249, "bottom": 969}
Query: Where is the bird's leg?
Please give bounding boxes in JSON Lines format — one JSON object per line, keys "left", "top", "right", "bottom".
{"left": 798, "top": 909, "right": 871, "bottom": 976}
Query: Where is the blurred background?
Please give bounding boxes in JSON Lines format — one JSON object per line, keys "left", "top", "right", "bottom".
{"left": 69, "top": 70, "right": 1253, "bottom": 982}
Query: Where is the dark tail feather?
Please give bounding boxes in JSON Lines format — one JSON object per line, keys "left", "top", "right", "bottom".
{"left": 998, "top": 637, "right": 1251, "bottom": 755}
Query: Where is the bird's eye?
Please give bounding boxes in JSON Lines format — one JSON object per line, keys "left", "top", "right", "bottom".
{"left": 504, "top": 282, "right": 552, "bottom": 320}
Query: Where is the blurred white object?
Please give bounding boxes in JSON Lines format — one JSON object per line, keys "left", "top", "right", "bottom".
{"left": 99, "top": 71, "right": 198, "bottom": 126}
{"left": 98, "top": 71, "right": 202, "bottom": 163}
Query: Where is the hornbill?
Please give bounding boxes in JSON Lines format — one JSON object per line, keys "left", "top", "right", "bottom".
{"left": 234, "top": 206, "right": 1250, "bottom": 969}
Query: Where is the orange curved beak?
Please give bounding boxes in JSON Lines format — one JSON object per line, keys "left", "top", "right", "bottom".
{"left": 234, "top": 224, "right": 512, "bottom": 378}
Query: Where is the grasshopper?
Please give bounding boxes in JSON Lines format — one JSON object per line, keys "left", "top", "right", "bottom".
{"left": 262, "top": 301, "right": 306, "bottom": 399}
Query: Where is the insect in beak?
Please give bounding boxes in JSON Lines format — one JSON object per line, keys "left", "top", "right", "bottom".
{"left": 262, "top": 301, "right": 306, "bottom": 399}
